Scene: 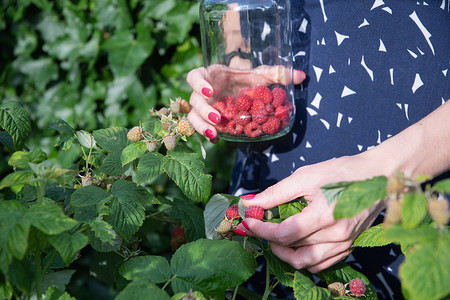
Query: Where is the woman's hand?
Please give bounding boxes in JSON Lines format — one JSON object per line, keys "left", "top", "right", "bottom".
{"left": 186, "top": 65, "right": 306, "bottom": 142}
{"left": 236, "top": 153, "right": 388, "bottom": 273}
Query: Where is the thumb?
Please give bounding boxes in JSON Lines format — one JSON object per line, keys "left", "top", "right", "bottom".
{"left": 241, "top": 176, "right": 305, "bottom": 209}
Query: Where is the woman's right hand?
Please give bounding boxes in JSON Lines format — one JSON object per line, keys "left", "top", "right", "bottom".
{"left": 186, "top": 65, "right": 307, "bottom": 142}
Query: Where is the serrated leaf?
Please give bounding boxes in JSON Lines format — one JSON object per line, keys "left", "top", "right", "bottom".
{"left": 48, "top": 232, "right": 88, "bottom": 264}
{"left": 163, "top": 152, "right": 212, "bottom": 202}
{"left": 432, "top": 178, "right": 450, "bottom": 194}
{"left": 119, "top": 256, "right": 171, "bottom": 284}
{"left": 115, "top": 281, "right": 171, "bottom": 300}
{"left": 141, "top": 118, "right": 163, "bottom": 136}
{"left": 334, "top": 176, "right": 387, "bottom": 219}
{"left": 380, "top": 224, "right": 439, "bottom": 245}
{"left": 399, "top": 233, "right": 450, "bottom": 300}
{"left": 321, "top": 181, "right": 352, "bottom": 205}
{"left": 293, "top": 271, "right": 332, "bottom": 300}
{"left": 44, "top": 286, "right": 76, "bottom": 300}
{"left": 0, "top": 170, "right": 33, "bottom": 190}
{"left": 0, "top": 101, "right": 31, "bottom": 149}
{"left": 8, "top": 149, "right": 47, "bottom": 169}
{"left": 264, "top": 248, "right": 296, "bottom": 287}
{"left": 41, "top": 270, "right": 76, "bottom": 296}
{"left": 48, "top": 119, "right": 76, "bottom": 150}
{"left": 203, "top": 194, "right": 240, "bottom": 239}
{"left": 70, "top": 185, "right": 111, "bottom": 207}
{"left": 121, "top": 141, "right": 147, "bottom": 166}
{"left": 89, "top": 220, "right": 116, "bottom": 245}
{"left": 13, "top": 57, "right": 58, "bottom": 90}
{"left": 0, "top": 201, "right": 30, "bottom": 262}
{"left": 104, "top": 179, "right": 146, "bottom": 241}
{"left": 76, "top": 130, "right": 96, "bottom": 149}
{"left": 173, "top": 198, "right": 205, "bottom": 241}
{"left": 278, "top": 198, "right": 308, "bottom": 220}
{"left": 28, "top": 204, "right": 78, "bottom": 235}
{"left": 352, "top": 224, "right": 390, "bottom": 247}
{"left": 93, "top": 127, "right": 129, "bottom": 153}
{"left": 102, "top": 30, "right": 151, "bottom": 77}
{"left": 171, "top": 239, "right": 257, "bottom": 299}
{"left": 101, "top": 152, "right": 129, "bottom": 176}
{"left": 401, "top": 192, "right": 427, "bottom": 229}
{"left": 136, "top": 152, "right": 165, "bottom": 184}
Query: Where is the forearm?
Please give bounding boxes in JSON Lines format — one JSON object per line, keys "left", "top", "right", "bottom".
{"left": 365, "top": 100, "right": 450, "bottom": 178}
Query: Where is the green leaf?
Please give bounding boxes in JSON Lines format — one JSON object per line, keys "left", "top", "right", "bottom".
{"left": 101, "top": 152, "right": 130, "bottom": 176}
{"left": 171, "top": 239, "right": 257, "bottom": 299}
{"left": 41, "top": 270, "right": 76, "bottom": 296}
{"left": 0, "top": 131, "right": 14, "bottom": 148}
{"left": 0, "top": 101, "right": 31, "bottom": 149}
{"left": 136, "top": 152, "right": 166, "bottom": 184}
{"left": 264, "top": 248, "right": 296, "bottom": 287}
{"left": 8, "top": 258, "right": 33, "bottom": 296}
{"left": 399, "top": 232, "right": 450, "bottom": 300}
{"left": 87, "top": 227, "right": 122, "bottom": 253}
{"left": 173, "top": 198, "right": 205, "bottom": 241}
{"left": 89, "top": 219, "right": 117, "bottom": 245}
{"left": 0, "top": 201, "right": 30, "bottom": 265}
{"left": 93, "top": 127, "right": 129, "bottom": 153}
{"left": 70, "top": 185, "right": 110, "bottom": 207}
{"left": 13, "top": 57, "right": 58, "bottom": 90}
{"left": 44, "top": 286, "right": 76, "bottom": 300}
{"left": 104, "top": 179, "right": 146, "bottom": 240}
{"left": 8, "top": 149, "right": 47, "bottom": 169}
{"left": 0, "top": 170, "right": 34, "bottom": 190}
{"left": 333, "top": 176, "right": 387, "bottom": 219}
{"left": 352, "top": 224, "right": 390, "bottom": 247}
{"left": 119, "top": 256, "right": 171, "bottom": 284}
{"left": 401, "top": 192, "right": 427, "bottom": 229}
{"left": 163, "top": 151, "right": 212, "bottom": 202}
{"left": 121, "top": 141, "right": 147, "bottom": 166}
{"left": 293, "top": 271, "right": 332, "bottom": 300}
{"left": 142, "top": 118, "right": 163, "bottom": 136}
{"left": 321, "top": 181, "right": 352, "bottom": 206}
{"left": 203, "top": 194, "right": 239, "bottom": 239}
{"left": 278, "top": 198, "right": 308, "bottom": 220}
{"left": 103, "top": 30, "right": 151, "bottom": 77}
{"left": 48, "top": 120, "right": 76, "bottom": 150}
{"left": 28, "top": 204, "right": 78, "bottom": 235}
{"left": 76, "top": 130, "right": 96, "bottom": 149}
{"left": 115, "top": 281, "right": 171, "bottom": 300}
{"left": 380, "top": 224, "right": 439, "bottom": 245}
{"left": 48, "top": 232, "right": 88, "bottom": 264}
{"left": 431, "top": 178, "right": 450, "bottom": 194}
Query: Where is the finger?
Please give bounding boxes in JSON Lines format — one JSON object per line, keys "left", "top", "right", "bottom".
{"left": 293, "top": 69, "right": 307, "bottom": 85}
{"left": 186, "top": 68, "right": 214, "bottom": 99}
{"left": 188, "top": 91, "right": 221, "bottom": 126}
{"left": 306, "top": 248, "right": 353, "bottom": 273}
{"left": 187, "top": 109, "right": 218, "bottom": 142}
{"left": 270, "top": 240, "right": 353, "bottom": 270}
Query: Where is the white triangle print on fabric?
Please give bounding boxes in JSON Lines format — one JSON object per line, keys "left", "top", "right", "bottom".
{"left": 261, "top": 22, "right": 271, "bottom": 41}
{"left": 311, "top": 92, "right": 322, "bottom": 109}
{"left": 321, "top": 38, "right": 326, "bottom": 45}
{"left": 389, "top": 68, "right": 394, "bottom": 85}
{"left": 348, "top": 117, "right": 353, "bottom": 123}
{"left": 271, "top": 154, "right": 279, "bottom": 163}
{"left": 442, "top": 69, "right": 448, "bottom": 76}
{"left": 412, "top": 73, "right": 424, "bottom": 93}
{"left": 379, "top": 39, "right": 387, "bottom": 52}
{"left": 313, "top": 65, "right": 323, "bottom": 82}
{"left": 382, "top": 7, "right": 392, "bottom": 14}
{"left": 329, "top": 65, "right": 336, "bottom": 74}
{"left": 371, "top": 0, "right": 385, "bottom": 10}
{"left": 361, "top": 56, "right": 374, "bottom": 81}
{"left": 320, "top": 119, "right": 330, "bottom": 130}
{"left": 337, "top": 112, "right": 343, "bottom": 127}
{"left": 306, "top": 107, "right": 318, "bottom": 116}
{"left": 358, "top": 18, "right": 370, "bottom": 28}
{"left": 335, "top": 31, "right": 349, "bottom": 46}
{"left": 305, "top": 141, "right": 312, "bottom": 148}
{"left": 299, "top": 18, "right": 308, "bottom": 33}
{"left": 262, "top": 145, "right": 273, "bottom": 158}
{"left": 341, "top": 86, "right": 356, "bottom": 97}
{"left": 407, "top": 49, "right": 418, "bottom": 58}
{"left": 299, "top": 156, "right": 305, "bottom": 162}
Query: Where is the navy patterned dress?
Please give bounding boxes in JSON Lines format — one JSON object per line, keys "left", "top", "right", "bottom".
{"left": 229, "top": 1, "right": 450, "bottom": 299}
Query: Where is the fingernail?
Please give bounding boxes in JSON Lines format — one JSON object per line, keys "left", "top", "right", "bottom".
{"left": 242, "top": 220, "right": 250, "bottom": 230}
{"left": 205, "top": 129, "right": 214, "bottom": 139}
{"left": 202, "top": 87, "right": 212, "bottom": 98}
{"left": 208, "top": 112, "right": 219, "bottom": 124}
{"left": 241, "top": 194, "right": 256, "bottom": 200}
{"left": 295, "top": 69, "right": 306, "bottom": 78}
{"left": 234, "top": 228, "right": 248, "bottom": 236}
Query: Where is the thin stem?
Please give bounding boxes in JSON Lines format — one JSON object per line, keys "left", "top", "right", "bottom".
{"left": 262, "top": 262, "right": 272, "bottom": 300}
{"left": 35, "top": 247, "right": 42, "bottom": 300}
{"left": 231, "top": 284, "right": 240, "bottom": 300}
{"left": 36, "top": 179, "right": 46, "bottom": 205}
{"left": 41, "top": 250, "right": 57, "bottom": 275}
{"left": 162, "top": 276, "right": 176, "bottom": 290}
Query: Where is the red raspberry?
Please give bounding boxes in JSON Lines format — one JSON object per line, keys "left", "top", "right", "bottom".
{"left": 221, "top": 95, "right": 235, "bottom": 107}
{"left": 212, "top": 101, "right": 226, "bottom": 116}
{"left": 265, "top": 103, "right": 275, "bottom": 115}
{"left": 235, "top": 94, "right": 253, "bottom": 111}
{"left": 240, "top": 88, "right": 254, "bottom": 99}
{"left": 262, "top": 116, "right": 281, "bottom": 135}
{"left": 285, "top": 101, "right": 294, "bottom": 112}
{"left": 234, "top": 111, "right": 251, "bottom": 126}
{"left": 251, "top": 99, "right": 265, "bottom": 111}
{"left": 274, "top": 105, "right": 289, "bottom": 119}
{"left": 226, "top": 204, "right": 240, "bottom": 220}
{"left": 223, "top": 105, "right": 239, "bottom": 120}
{"left": 254, "top": 85, "right": 272, "bottom": 104}
{"left": 245, "top": 205, "right": 264, "bottom": 220}
{"left": 244, "top": 122, "right": 262, "bottom": 138}
{"left": 349, "top": 278, "right": 366, "bottom": 297}
{"left": 279, "top": 114, "right": 290, "bottom": 128}
{"left": 226, "top": 120, "right": 244, "bottom": 135}
{"left": 272, "top": 87, "right": 287, "bottom": 107}
{"left": 251, "top": 109, "right": 268, "bottom": 125}
{"left": 215, "top": 118, "right": 229, "bottom": 132}
{"left": 172, "top": 227, "right": 185, "bottom": 236}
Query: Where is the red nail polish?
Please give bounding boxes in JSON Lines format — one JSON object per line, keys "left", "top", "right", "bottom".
{"left": 295, "top": 69, "right": 306, "bottom": 78}
{"left": 241, "top": 194, "right": 256, "bottom": 200}
{"left": 205, "top": 129, "right": 214, "bottom": 139}
{"left": 242, "top": 220, "right": 249, "bottom": 230}
{"left": 208, "top": 112, "right": 219, "bottom": 124}
{"left": 234, "top": 228, "right": 248, "bottom": 236}
{"left": 202, "top": 87, "right": 212, "bottom": 98}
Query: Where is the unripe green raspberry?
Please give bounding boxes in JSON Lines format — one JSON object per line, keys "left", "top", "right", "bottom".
{"left": 215, "top": 219, "right": 232, "bottom": 234}
{"left": 170, "top": 101, "right": 181, "bottom": 114}
{"left": 383, "top": 198, "right": 402, "bottom": 228}
{"left": 327, "top": 282, "right": 345, "bottom": 297}
{"left": 163, "top": 134, "right": 177, "bottom": 151}
{"left": 127, "top": 126, "right": 144, "bottom": 142}
{"left": 177, "top": 118, "right": 195, "bottom": 137}
{"left": 428, "top": 196, "right": 449, "bottom": 226}
{"left": 145, "top": 141, "right": 158, "bottom": 152}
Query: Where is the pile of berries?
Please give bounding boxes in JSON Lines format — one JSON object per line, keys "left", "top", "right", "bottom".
{"left": 327, "top": 278, "right": 367, "bottom": 297}
{"left": 214, "top": 204, "right": 266, "bottom": 239}
{"left": 212, "top": 85, "right": 293, "bottom": 138}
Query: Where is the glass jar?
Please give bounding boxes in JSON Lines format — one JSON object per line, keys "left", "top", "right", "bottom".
{"left": 200, "top": 0, "right": 294, "bottom": 142}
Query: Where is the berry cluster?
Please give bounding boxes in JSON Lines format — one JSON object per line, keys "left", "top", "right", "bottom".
{"left": 327, "top": 278, "right": 367, "bottom": 297}
{"left": 127, "top": 97, "right": 194, "bottom": 152}
{"left": 214, "top": 204, "right": 266, "bottom": 239}
{"left": 212, "top": 85, "right": 293, "bottom": 138}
